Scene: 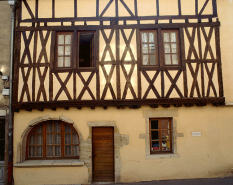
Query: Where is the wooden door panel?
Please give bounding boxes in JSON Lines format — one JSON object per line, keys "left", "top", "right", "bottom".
{"left": 93, "top": 127, "right": 114, "bottom": 182}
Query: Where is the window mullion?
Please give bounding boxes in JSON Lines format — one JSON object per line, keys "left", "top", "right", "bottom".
{"left": 43, "top": 124, "right": 46, "bottom": 158}
{"left": 159, "top": 120, "right": 162, "bottom": 151}
{"left": 73, "top": 30, "right": 77, "bottom": 69}
{"left": 158, "top": 28, "right": 163, "bottom": 67}
{"left": 61, "top": 123, "right": 65, "bottom": 158}
{"left": 169, "top": 33, "right": 172, "bottom": 65}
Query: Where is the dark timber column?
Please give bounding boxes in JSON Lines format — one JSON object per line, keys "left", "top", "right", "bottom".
{"left": 92, "top": 127, "right": 114, "bottom": 182}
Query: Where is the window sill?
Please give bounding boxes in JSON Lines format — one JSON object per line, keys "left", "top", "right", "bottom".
{"left": 146, "top": 153, "right": 179, "bottom": 160}
{"left": 14, "top": 159, "right": 84, "bottom": 168}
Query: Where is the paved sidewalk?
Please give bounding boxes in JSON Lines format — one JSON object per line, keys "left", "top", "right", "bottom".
{"left": 104, "top": 177, "right": 233, "bottom": 185}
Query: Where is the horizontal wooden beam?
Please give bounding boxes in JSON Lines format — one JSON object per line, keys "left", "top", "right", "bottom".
{"left": 20, "top": 14, "right": 217, "bottom": 23}
{"left": 16, "top": 22, "right": 220, "bottom": 32}
{"left": 12, "top": 97, "right": 225, "bottom": 111}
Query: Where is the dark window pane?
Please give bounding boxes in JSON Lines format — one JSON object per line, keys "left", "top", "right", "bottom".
{"left": 29, "top": 146, "right": 35, "bottom": 157}
{"left": 47, "top": 146, "right": 53, "bottom": 157}
{"left": 79, "top": 32, "right": 94, "bottom": 67}
{"left": 47, "top": 123, "right": 53, "bottom": 133}
{"left": 72, "top": 133, "right": 79, "bottom": 144}
{"left": 151, "top": 131, "right": 159, "bottom": 140}
{"left": 65, "top": 146, "right": 71, "bottom": 156}
{"left": 36, "top": 125, "right": 42, "bottom": 133}
{"left": 151, "top": 120, "right": 158, "bottom": 129}
{"left": 36, "top": 134, "right": 42, "bottom": 145}
{"left": 47, "top": 134, "right": 53, "bottom": 145}
{"left": 55, "top": 134, "right": 61, "bottom": 144}
{"left": 54, "top": 122, "right": 60, "bottom": 133}
{"left": 29, "top": 135, "right": 35, "bottom": 145}
{"left": 36, "top": 146, "right": 42, "bottom": 157}
{"left": 55, "top": 146, "right": 61, "bottom": 157}
{"left": 65, "top": 134, "right": 71, "bottom": 144}
{"left": 73, "top": 145, "right": 79, "bottom": 156}
{"left": 65, "top": 125, "right": 71, "bottom": 133}
{"left": 151, "top": 141, "right": 159, "bottom": 151}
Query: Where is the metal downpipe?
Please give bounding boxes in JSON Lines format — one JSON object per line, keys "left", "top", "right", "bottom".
{"left": 8, "top": 0, "right": 18, "bottom": 184}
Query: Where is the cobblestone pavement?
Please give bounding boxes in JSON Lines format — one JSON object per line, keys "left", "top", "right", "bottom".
{"left": 103, "top": 177, "right": 233, "bottom": 185}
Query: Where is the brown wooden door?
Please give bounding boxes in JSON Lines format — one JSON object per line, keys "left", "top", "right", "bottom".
{"left": 92, "top": 127, "right": 114, "bottom": 182}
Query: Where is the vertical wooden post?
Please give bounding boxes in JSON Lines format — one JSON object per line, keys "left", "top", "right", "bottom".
{"left": 197, "top": 27, "right": 205, "bottom": 97}
{"left": 156, "top": 0, "right": 159, "bottom": 16}
{"left": 195, "top": 0, "right": 198, "bottom": 15}
{"left": 212, "top": 0, "right": 217, "bottom": 16}
{"left": 35, "top": 0, "right": 38, "bottom": 19}
{"left": 136, "top": 29, "right": 141, "bottom": 100}
{"left": 178, "top": 0, "right": 181, "bottom": 16}
{"left": 134, "top": 0, "right": 138, "bottom": 17}
{"left": 116, "top": 29, "right": 121, "bottom": 99}
{"left": 13, "top": 32, "right": 21, "bottom": 103}
{"left": 215, "top": 26, "right": 224, "bottom": 97}
{"left": 115, "top": 0, "right": 118, "bottom": 18}
{"left": 180, "top": 28, "right": 188, "bottom": 98}
{"left": 52, "top": 0, "right": 55, "bottom": 18}
{"left": 96, "top": 29, "right": 100, "bottom": 100}
{"left": 96, "top": 0, "right": 99, "bottom": 17}
{"left": 74, "top": 0, "right": 77, "bottom": 18}
{"left": 32, "top": 30, "right": 38, "bottom": 101}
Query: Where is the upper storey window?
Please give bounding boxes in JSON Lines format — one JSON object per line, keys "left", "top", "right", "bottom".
{"left": 162, "top": 30, "right": 180, "bottom": 65}
{"left": 79, "top": 32, "right": 95, "bottom": 68}
{"left": 141, "top": 31, "right": 158, "bottom": 65}
{"left": 55, "top": 31, "right": 95, "bottom": 69}
{"left": 57, "top": 33, "right": 72, "bottom": 68}
{"left": 140, "top": 30, "right": 180, "bottom": 67}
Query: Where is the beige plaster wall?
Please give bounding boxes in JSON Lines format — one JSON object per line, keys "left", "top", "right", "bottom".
{"left": 13, "top": 105, "right": 233, "bottom": 184}
{"left": 217, "top": 0, "right": 233, "bottom": 102}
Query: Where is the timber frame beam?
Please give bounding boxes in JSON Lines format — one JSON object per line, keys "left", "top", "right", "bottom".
{"left": 12, "top": 97, "right": 225, "bottom": 111}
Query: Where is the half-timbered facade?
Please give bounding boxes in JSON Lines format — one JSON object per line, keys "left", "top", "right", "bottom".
{"left": 12, "top": 0, "right": 233, "bottom": 185}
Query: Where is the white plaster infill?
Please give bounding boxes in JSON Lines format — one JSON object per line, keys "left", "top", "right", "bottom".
{"left": 14, "top": 159, "right": 84, "bottom": 168}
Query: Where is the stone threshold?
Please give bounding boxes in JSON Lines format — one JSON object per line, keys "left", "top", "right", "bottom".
{"left": 14, "top": 159, "right": 84, "bottom": 167}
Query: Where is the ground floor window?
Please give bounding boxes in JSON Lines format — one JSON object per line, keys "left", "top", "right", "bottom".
{"left": 150, "top": 118, "right": 172, "bottom": 154}
{"left": 27, "top": 121, "right": 79, "bottom": 159}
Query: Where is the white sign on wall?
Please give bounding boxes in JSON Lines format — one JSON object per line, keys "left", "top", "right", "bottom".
{"left": 192, "top": 132, "right": 201, "bottom": 137}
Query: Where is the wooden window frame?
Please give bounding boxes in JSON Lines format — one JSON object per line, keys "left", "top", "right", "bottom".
{"left": 140, "top": 30, "right": 159, "bottom": 66}
{"left": 77, "top": 31, "right": 96, "bottom": 70}
{"left": 54, "top": 31, "right": 96, "bottom": 72}
{"left": 55, "top": 32, "right": 74, "bottom": 70}
{"left": 149, "top": 118, "right": 173, "bottom": 155}
{"left": 26, "top": 121, "right": 79, "bottom": 160}
{"left": 140, "top": 29, "right": 183, "bottom": 70}
{"left": 161, "top": 30, "right": 181, "bottom": 67}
